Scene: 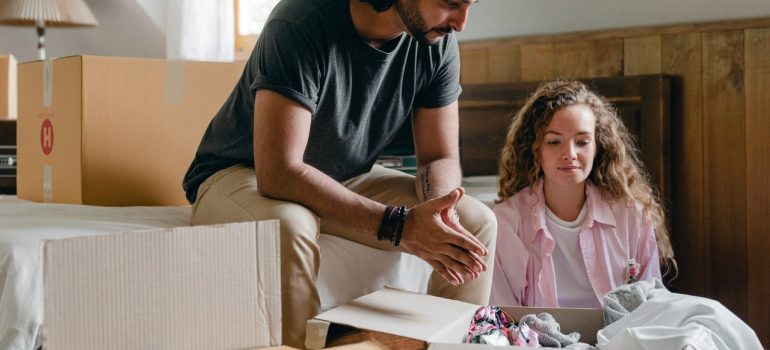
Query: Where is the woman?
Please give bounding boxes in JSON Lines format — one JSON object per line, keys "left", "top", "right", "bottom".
{"left": 490, "top": 80, "right": 676, "bottom": 307}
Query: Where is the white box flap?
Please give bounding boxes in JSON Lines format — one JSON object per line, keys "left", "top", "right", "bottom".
{"left": 313, "top": 287, "right": 479, "bottom": 343}
{"left": 43, "top": 220, "right": 281, "bottom": 350}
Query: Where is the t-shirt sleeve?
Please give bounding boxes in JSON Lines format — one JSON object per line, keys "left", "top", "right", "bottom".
{"left": 250, "top": 19, "right": 323, "bottom": 114}
{"left": 413, "top": 35, "right": 462, "bottom": 108}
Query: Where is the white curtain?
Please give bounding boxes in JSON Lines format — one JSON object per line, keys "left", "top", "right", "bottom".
{"left": 165, "top": 0, "right": 235, "bottom": 61}
{"left": 238, "top": 0, "right": 281, "bottom": 35}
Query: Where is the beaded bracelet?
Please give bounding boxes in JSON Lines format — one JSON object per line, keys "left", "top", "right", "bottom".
{"left": 377, "top": 205, "right": 407, "bottom": 246}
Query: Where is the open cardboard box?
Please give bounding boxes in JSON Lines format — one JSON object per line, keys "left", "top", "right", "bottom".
{"left": 43, "top": 220, "right": 282, "bottom": 350}
{"left": 258, "top": 341, "right": 388, "bottom": 350}
{"left": 306, "top": 288, "right": 603, "bottom": 349}
{"left": 0, "top": 54, "right": 16, "bottom": 119}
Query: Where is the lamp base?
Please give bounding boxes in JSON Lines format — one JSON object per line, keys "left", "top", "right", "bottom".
{"left": 36, "top": 19, "right": 46, "bottom": 60}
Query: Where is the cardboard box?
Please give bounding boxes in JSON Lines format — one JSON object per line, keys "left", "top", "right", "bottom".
{"left": 306, "top": 288, "right": 603, "bottom": 349}
{"left": 0, "top": 54, "right": 17, "bottom": 119}
{"left": 17, "top": 55, "right": 245, "bottom": 206}
{"left": 257, "top": 341, "right": 387, "bottom": 350}
{"left": 44, "top": 220, "right": 281, "bottom": 350}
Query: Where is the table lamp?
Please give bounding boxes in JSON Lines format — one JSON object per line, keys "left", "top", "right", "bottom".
{"left": 0, "top": 0, "right": 98, "bottom": 60}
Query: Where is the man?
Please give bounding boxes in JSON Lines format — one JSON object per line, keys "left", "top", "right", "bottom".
{"left": 183, "top": 0, "right": 497, "bottom": 347}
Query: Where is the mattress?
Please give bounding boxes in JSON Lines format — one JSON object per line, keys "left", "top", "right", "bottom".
{"left": 462, "top": 175, "right": 498, "bottom": 208}
{"left": 0, "top": 176, "right": 498, "bottom": 349}
{"left": 0, "top": 196, "right": 435, "bottom": 350}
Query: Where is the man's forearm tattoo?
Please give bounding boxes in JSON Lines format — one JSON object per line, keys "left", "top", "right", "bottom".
{"left": 420, "top": 164, "right": 431, "bottom": 200}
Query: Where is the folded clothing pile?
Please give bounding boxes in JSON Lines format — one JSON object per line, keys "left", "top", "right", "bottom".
{"left": 464, "top": 306, "right": 588, "bottom": 348}
{"left": 599, "top": 279, "right": 763, "bottom": 350}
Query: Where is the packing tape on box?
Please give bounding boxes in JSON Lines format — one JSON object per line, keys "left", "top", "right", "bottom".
{"left": 43, "top": 164, "right": 53, "bottom": 203}
{"left": 165, "top": 59, "right": 184, "bottom": 105}
{"left": 43, "top": 59, "right": 53, "bottom": 108}
{"left": 7, "top": 54, "right": 18, "bottom": 118}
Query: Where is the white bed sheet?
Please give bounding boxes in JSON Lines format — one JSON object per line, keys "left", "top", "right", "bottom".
{"left": 0, "top": 196, "right": 433, "bottom": 350}
{"left": 462, "top": 175, "right": 498, "bottom": 208}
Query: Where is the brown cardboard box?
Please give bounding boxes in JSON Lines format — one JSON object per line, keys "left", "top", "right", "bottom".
{"left": 0, "top": 54, "right": 17, "bottom": 119}
{"left": 307, "top": 288, "right": 603, "bottom": 349}
{"left": 17, "top": 55, "right": 244, "bottom": 206}
{"left": 44, "top": 220, "right": 282, "bottom": 349}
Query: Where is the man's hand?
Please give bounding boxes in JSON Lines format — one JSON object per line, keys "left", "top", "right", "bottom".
{"left": 399, "top": 187, "right": 488, "bottom": 286}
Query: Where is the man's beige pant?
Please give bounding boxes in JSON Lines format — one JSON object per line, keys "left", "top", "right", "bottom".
{"left": 191, "top": 164, "right": 497, "bottom": 348}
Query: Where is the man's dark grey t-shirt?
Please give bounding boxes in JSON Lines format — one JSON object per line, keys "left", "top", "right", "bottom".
{"left": 183, "top": 0, "right": 462, "bottom": 203}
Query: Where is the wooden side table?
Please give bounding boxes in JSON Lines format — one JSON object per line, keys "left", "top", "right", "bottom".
{"left": 0, "top": 119, "right": 16, "bottom": 195}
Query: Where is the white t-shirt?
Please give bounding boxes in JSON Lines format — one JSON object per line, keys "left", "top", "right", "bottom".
{"left": 545, "top": 203, "right": 602, "bottom": 308}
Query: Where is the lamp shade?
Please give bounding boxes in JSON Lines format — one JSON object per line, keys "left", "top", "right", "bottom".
{"left": 0, "top": 0, "right": 98, "bottom": 27}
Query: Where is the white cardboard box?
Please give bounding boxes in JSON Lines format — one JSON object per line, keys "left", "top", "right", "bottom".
{"left": 43, "top": 220, "right": 281, "bottom": 350}
{"left": 306, "top": 288, "right": 603, "bottom": 349}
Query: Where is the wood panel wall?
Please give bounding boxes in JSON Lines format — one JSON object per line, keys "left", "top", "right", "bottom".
{"left": 459, "top": 18, "right": 770, "bottom": 346}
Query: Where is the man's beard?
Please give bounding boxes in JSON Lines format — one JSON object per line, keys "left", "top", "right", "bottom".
{"left": 394, "top": 0, "right": 451, "bottom": 46}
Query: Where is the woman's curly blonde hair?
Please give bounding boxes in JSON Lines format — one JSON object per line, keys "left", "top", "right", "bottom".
{"left": 497, "top": 80, "right": 676, "bottom": 275}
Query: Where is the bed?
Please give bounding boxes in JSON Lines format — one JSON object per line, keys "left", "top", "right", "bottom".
{"left": 0, "top": 194, "right": 445, "bottom": 349}
{"left": 0, "top": 74, "right": 669, "bottom": 349}
{"left": 0, "top": 178, "right": 499, "bottom": 348}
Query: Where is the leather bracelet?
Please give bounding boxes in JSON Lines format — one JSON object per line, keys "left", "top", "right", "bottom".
{"left": 377, "top": 205, "right": 406, "bottom": 246}
{"left": 393, "top": 206, "right": 406, "bottom": 247}
{"left": 377, "top": 205, "right": 398, "bottom": 242}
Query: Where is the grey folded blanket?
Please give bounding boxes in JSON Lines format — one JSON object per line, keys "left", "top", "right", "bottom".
{"left": 519, "top": 312, "right": 581, "bottom": 348}
{"left": 603, "top": 278, "right": 667, "bottom": 326}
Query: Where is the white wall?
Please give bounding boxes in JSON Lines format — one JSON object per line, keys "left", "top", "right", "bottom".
{"left": 0, "top": 0, "right": 164, "bottom": 63}
{"left": 1, "top": 0, "right": 769, "bottom": 61}
{"left": 135, "top": 0, "right": 167, "bottom": 32}
{"left": 457, "top": 0, "right": 770, "bottom": 41}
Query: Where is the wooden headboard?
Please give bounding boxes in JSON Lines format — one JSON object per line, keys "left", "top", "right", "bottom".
{"left": 458, "top": 75, "right": 672, "bottom": 199}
